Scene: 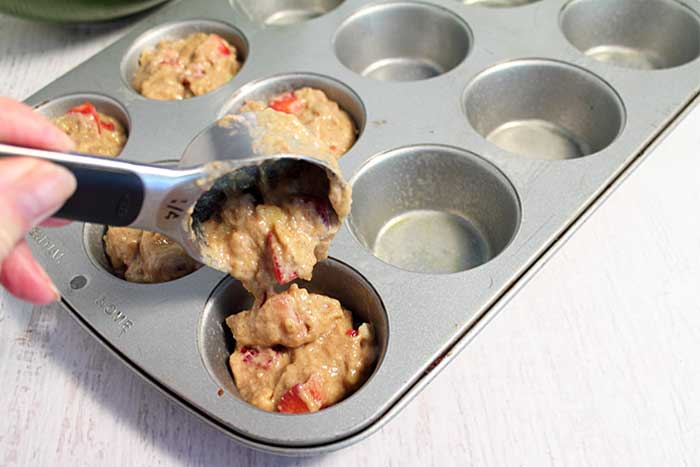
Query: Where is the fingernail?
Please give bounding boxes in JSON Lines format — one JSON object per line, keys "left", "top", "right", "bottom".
{"left": 32, "top": 260, "right": 60, "bottom": 302}
{"left": 15, "top": 163, "right": 77, "bottom": 226}
{"left": 47, "top": 279, "right": 61, "bottom": 302}
{"left": 30, "top": 260, "right": 60, "bottom": 304}
{"left": 51, "top": 129, "right": 76, "bottom": 152}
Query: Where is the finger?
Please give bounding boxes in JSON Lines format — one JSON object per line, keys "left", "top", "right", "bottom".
{"left": 0, "top": 158, "right": 76, "bottom": 263}
{"left": 40, "top": 218, "right": 71, "bottom": 228}
{"left": 0, "top": 241, "right": 59, "bottom": 305}
{"left": 0, "top": 96, "right": 75, "bottom": 151}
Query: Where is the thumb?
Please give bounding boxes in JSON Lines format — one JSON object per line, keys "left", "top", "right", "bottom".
{"left": 0, "top": 158, "right": 76, "bottom": 262}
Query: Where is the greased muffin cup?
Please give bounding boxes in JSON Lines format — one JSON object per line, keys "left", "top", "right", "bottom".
{"left": 26, "top": 0, "right": 700, "bottom": 455}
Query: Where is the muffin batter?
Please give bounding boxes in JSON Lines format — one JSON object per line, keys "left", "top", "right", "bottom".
{"left": 103, "top": 227, "right": 200, "bottom": 284}
{"left": 206, "top": 92, "right": 373, "bottom": 412}
{"left": 228, "top": 284, "right": 377, "bottom": 413}
{"left": 133, "top": 32, "right": 241, "bottom": 100}
{"left": 52, "top": 102, "right": 126, "bottom": 157}
{"left": 199, "top": 94, "right": 353, "bottom": 294}
{"left": 201, "top": 191, "right": 338, "bottom": 296}
{"left": 52, "top": 102, "right": 200, "bottom": 284}
{"left": 241, "top": 87, "right": 357, "bottom": 159}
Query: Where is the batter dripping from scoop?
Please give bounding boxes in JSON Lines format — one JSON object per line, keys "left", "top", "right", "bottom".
{"left": 203, "top": 89, "right": 376, "bottom": 413}
{"left": 199, "top": 87, "right": 355, "bottom": 294}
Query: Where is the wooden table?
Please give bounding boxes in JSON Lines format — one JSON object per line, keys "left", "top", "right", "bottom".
{"left": 2, "top": 12, "right": 700, "bottom": 467}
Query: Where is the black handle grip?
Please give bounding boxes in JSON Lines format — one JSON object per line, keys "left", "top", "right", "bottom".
{"left": 54, "top": 162, "right": 145, "bottom": 226}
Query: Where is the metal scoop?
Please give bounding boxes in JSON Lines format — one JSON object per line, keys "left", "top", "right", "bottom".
{"left": 0, "top": 113, "right": 346, "bottom": 273}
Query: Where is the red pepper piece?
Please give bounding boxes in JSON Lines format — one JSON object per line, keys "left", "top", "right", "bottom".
{"left": 277, "top": 384, "right": 308, "bottom": 414}
{"left": 240, "top": 346, "right": 258, "bottom": 363}
{"left": 346, "top": 329, "right": 358, "bottom": 337}
{"left": 68, "top": 102, "right": 97, "bottom": 115}
{"left": 218, "top": 44, "right": 231, "bottom": 55}
{"left": 277, "top": 375, "right": 324, "bottom": 413}
{"left": 306, "top": 375, "right": 324, "bottom": 406}
{"left": 68, "top": 102, "right": 103, "bottom": 134}
{"left": 269, "top": 92, "right": 305, "bottom": 114}
{"left": 240, "top": 346, "right": 274, "bottom": 369}
{"left": 99, "top": 120, "right": 115, "bottom": 131}
{"left": 267, "top": 232, "right": 298, "bottom": 285}
{"left": 211, "top": 34, "right": 231, "bottom": 55}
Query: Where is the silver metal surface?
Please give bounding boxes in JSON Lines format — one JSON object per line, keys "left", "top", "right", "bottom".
{"left": 348, "top": 145, "right": 520, "bottom": 273}
{"left": 334, "top": 2, "right": 472, "bottom": 81}
{"left": 235, "top": 0, "right": 345, "bottom": 25}
{"left": 23, "top": 0, "right": 700, "bottom": 455}
{"left": 463, "top": 59, "right": 625, "bottom": 160}
{"left": 463, "top": 0, "right": 540, "bottom": 6}
{"left": 560, "top": 0, "right": 700, "bottom": 70}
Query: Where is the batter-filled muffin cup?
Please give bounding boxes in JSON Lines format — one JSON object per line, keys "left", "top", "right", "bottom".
{"left": 201, "top": 88, "right": 374, "bottom": 413}
{"left": 240, "top": 87, "right": 357, "bottom": 160}
{"left": 133, "top": 32, "right": 242, "bottom": 100}
{"left": 52, "top": 102, "right": 127, "bottom": 158}
{"left": 228, "top": 284, "right": 377, "bottom": 413}
{"left": 51, "top": 102, "right": 201, "bottom": 284}
{"left": 103, "top": 227, "right": 201, "bottom": 284}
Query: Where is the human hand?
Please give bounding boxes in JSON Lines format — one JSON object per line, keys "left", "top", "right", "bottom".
{"left": 0, "top": 97, "right": 77, "bottom": 304}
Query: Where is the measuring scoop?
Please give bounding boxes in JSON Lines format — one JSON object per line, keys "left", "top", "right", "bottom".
{"left": 0, "top": 113, "right": 348, "bottom": 273}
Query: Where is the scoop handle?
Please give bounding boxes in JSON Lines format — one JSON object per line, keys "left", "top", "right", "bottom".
{"left": 0, "top": 143, "right": 144, "bottom": 226}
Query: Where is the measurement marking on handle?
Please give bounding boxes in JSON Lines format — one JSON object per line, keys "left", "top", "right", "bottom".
{"left": 95, "top": 295, "right": 134, "bottom": 336}
{"left": 164, "top": 198, "right": 189, "bottom": 220}
{"left": 27, "top": 227, "right": 64, "bottom": 264}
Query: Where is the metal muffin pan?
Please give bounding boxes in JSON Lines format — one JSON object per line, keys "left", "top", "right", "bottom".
{"left": 24, "top": 0, "right": 700, "bottom": 455}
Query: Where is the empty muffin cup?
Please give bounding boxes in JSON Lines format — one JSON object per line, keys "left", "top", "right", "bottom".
{"left": 334, "top": 2, "right": 472, "bottom": 81}
{"left": 234, "top": 0, "right": 344, "bottom": 25}
{"left": 462, "top": 0, "right": 541, "bottom": 7}
{"left": 349, "top": 145, "right": 520, "bottom": 274}
{"left": 198, "top": 259, "right": 388, "bottom": 401}
{"left": 560, "top": 0, "right": 700, "bottom": 70}
{"left": 463, "top": 59, "right": 625, "bottom": 160}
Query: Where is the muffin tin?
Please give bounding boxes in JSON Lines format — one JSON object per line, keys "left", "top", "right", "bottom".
{"left": 24, "top": 0, "right": 700, "bottom": 455}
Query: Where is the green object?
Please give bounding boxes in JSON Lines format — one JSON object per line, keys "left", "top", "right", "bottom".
{"left": 0, "top": 0, "right": 170, "bottom": 22}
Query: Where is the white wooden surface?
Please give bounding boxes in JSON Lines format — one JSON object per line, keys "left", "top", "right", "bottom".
{"left": 2, "top": 12, "right": 700, "bottom": 467}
